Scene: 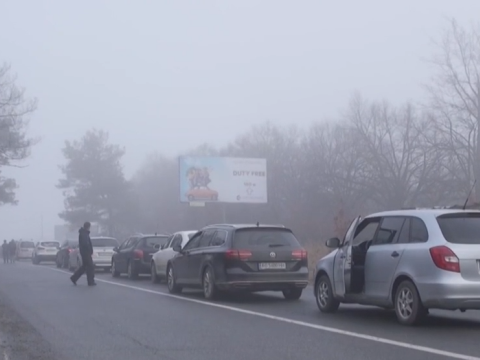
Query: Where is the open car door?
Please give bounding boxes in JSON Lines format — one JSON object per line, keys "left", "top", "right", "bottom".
{"left": 333, "top": 216, "right": 362, "bottom": 297}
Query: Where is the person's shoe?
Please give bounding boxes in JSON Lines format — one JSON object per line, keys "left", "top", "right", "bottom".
{"left": 70, "top": 276, "right": 77, "bottom": 286}
{"left": 88, "top": 282, "right": 97, "bottom": 286}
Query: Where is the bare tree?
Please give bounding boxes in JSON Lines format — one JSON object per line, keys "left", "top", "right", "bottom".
{"left": 346, "top": 94, "right": 448, "bottom": 209}
{"left": 427, "top": 19, "right": 480, "bottom": 199}
{"left": 0, "top": 63, "right": 37, "bottom": 205}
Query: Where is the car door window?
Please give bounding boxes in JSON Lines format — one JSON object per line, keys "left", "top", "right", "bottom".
{"left": 170, "top": 234, "right": 183, "bottom": 248}
{"left": 352, "top": 218, "right": 380, "bottom": 246}
{"left": 198, "top": 229, "right": 216, "bottom": 248}
{"left": 372, "top": 217, "right": 405, "bottom": 245}
{"left": 396, "top": 218, "right": 411, "bottom": 244}
{"left": 410, "top": 217, "right": 429, "bottom": 243}
{"left": 211, "top": 230, "right": 228, "bottom": 246}
{"left": 183, "top": 233, "right": 202, "bottom": 251}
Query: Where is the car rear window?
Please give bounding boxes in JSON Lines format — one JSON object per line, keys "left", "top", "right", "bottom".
{"left": 232, "top": 228, "right": 301, "bottom": 249}
{"left": 143, "top": 236, "right": 169, "bottom": 248}
{"left": 41, "top": 242, "right": 59, "bottom": 247}
{"left": 20, "top": 242, "right": 35, "bottom": 248}
{"left": 91, "top": 238, "right": 118, "bottom": 247}
{"left": 437, "top": 213, "right": 480, "bottom": 244}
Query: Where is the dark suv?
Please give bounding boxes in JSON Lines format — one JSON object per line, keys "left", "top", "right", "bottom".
{"left": 166, "top": 224, "right": 309, "bottom": 300}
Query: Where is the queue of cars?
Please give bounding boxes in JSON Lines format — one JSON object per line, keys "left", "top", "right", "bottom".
{"left": 31, "top": 207, "right": 480, "bottom": 326}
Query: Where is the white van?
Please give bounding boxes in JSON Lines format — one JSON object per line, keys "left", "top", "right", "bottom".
{"left": 17, "top": 240, "right": 35, "bottom": 259}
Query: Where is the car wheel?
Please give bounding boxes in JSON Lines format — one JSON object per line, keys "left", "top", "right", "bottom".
{"left": 315, "top": 275, "right": 340, "bottom": 313}
{"left": 127, "top": 261, "right": 137, "bottom": 280}
{"left": 394, "top": 280, "right": 427, "bottom": 326}
{"left": 151, "top": 262, "right": 161, "bottom": 284}
{"left": 282, "top": 288, "right": 303, "bottom": 300}
{"left": 56, "top": 257, "right": 61, "bottom": 268}
{"left": 111, "top": 260, "right": 120, "bottom": 277}
{"left": 68, "top": 259, "right": 74, "bottom": 272}
{"left": 203, "top": 266, "right": 219, "bottom": 300}
{"left": 63, "top": 257, "right": 69, "bottom": 269}
{"left": 167, "top": 265, "right": 182, "bottom": 294}
{"left": 32, "top": 256, "right": 39, "bottom": 265}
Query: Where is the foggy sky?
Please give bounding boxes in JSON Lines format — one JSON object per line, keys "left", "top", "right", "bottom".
{"left": 1, "top": 0, "right": 479, "bottom": 240}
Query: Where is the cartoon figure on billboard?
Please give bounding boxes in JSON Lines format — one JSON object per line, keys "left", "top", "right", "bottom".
{"left": 185, "top": 166, "right": 218, "bottom": 201}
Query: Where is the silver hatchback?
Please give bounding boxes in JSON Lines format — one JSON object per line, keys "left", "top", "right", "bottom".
{"left": 314, "top": 209, "right": 480, "bottom": 325}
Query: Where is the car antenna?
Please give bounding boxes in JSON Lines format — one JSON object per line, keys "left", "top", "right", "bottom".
{"left": 256, "top": 222, "right": 259, "bottom": 227}
{"left": 462, "top": 179, "right": 477, "bottom": 210}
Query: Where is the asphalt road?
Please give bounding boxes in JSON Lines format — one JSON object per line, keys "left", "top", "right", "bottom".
{"left": 0, "top": 261, "right": 480, "bottom": 360}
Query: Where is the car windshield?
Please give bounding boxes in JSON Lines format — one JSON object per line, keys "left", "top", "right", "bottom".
{"left": 91, "top": 238, "right": 118, "bottom": 247}
{"left": 41, "top": 242, "right": 59, "bottom": 247}
{"left": 143, "top": 236, "right": 169, "bottom": 247}
{"left": 232, "top": 228, "right": 301, "bottom": 249}
{"left": 437, "top": 213, "right": 480, "bottom": 244}
{"left": 187, "top": 233, "right": 195, "bottom": 239}
{"left": 20, "top": 241, "right": 35, "bottom": 248}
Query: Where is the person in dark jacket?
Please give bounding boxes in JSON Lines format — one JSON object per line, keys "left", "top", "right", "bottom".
{"left": 2, "top": 240, "right": 9, "bottom": 263}
{"left": 9, "top": 240, "right": 16, "bottom": 263}
{"left": 70, "top": 222, "right": 96, "bottom": 286}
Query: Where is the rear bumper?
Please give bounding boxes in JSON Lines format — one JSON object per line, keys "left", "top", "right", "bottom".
{"left": 217, "top": 268, "right": 309, "bottom": 292}
{"left": 93, "top": 259, "right": 111, "bottom": 268}
{"left": 418, "top": 280, "right": 480, "bottom": 310}
{"left": 132, "top": 260, "right": 151, "bottom": 274}
{"left": 34, "top": 254, "right": 57, "bottom": 261}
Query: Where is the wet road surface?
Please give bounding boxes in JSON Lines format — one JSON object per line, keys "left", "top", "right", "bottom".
{"left": 0, "top": 261, "right": 479, "bottom": 360}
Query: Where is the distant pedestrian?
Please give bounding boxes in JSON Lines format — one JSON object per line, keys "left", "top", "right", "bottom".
{"left": 70, "top": 222, "right": 96, "bottom": 286}
{"left": 2, "top": 240, "right": 9, "bottom": 264}
{"left": 9, "top": 240, "right": 16, "bottom": 263}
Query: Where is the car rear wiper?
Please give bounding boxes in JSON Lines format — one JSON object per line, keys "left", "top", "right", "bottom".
{"left": 268, "top": 243, "right": 286, "bottom": 247}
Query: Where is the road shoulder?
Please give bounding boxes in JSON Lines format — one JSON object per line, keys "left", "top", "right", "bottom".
{"left": 0, "top": 289, "right": 63, "bottom": 360}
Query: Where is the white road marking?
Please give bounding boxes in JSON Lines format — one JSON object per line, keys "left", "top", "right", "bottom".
{"left": 44, "top": 266, "right": 479, "bottom": 360}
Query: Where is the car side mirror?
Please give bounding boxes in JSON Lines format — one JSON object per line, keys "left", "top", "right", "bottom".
{"left": 160, "top": 244, "right": 166, "bottom": 250}
{"left": 113, "top": 246, "right": 118, "bottom": 252}
{"left": 172, "top": 244, "right": 182, "bottom": 253}
{"left": 326, "top": 237, "right": 340, "bottom": 248}
{"left": 153, "top": 244, "right": 160, "bottom": 250}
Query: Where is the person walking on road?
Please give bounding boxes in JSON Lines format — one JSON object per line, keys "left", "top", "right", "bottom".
{"left": 70, "top": 222, "right": 96, "bottom": 286}
{"left": 2, "top": 240, "right": 10, "bottom": 264}
{"left": 9, "top": 240, "right": 16, "bottom": 263}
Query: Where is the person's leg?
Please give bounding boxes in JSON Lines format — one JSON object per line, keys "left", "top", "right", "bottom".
{"left": 85, "top": 256, "right": 95, "bottom": 285}
{"left": 70, "top": 263, "right": 85, "bottom": 284}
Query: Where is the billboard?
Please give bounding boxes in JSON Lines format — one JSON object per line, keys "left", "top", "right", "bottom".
{"left": 179, "top": 157, "right": 267, "bottom": 203}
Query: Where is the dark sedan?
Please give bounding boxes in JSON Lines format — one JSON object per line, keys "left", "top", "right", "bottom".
{"left": 166, "top": 224, "right": 309, "bottom": 300}
{"left": 111, "top": 234, "right": 170, "bottom": 279}
{"left": 56, "top": 240, "right": 77, "bottom": 268}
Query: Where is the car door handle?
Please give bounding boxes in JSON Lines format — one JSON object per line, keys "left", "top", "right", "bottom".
{"left": 391, "top": 251, "right": 399, "bottom": 258}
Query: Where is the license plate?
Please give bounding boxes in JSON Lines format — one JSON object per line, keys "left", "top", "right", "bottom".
{"left": 258, "top": 262, "right": 286, "bottom": 270}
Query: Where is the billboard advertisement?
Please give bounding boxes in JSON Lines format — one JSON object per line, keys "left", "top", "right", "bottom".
{"left": 179, "top": 157, "right": 267, "bottom": 203}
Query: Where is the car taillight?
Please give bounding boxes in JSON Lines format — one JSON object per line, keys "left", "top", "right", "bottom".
{"left": 429, "top": 246, "right": 460, "bottom": 273}
{"left": 133, "top": 249, "right": 144, "bottom": 259}
{"left": 67, "top": 248, "right": 72, "bottom": 253}
{"left": 225, "top": 249, "right": 252, "bottom": 261}
{"left": 292, "top": 249, "right": 307, "bottom": 260}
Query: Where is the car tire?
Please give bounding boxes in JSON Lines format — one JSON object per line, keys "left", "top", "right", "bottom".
{"left": 32, "top": 256, "right": 39, "bottom": 265}
{"left": 203, "top": 266, "right": 219, "bottom": 300}
{"left": 56, "top": 257, "right": 61, "bottom": 268}
{"left": 111, "top": 260, "right": 120, "bottom": 277}
{"left": 315, "top": 275, "right": 340, "bottom": 313}
{"left": 167, "top": 265, "right": 182, "bottom": 294}
{"left": 63, "top": 258, "right": 69, "bottom": 269}
{"left": 127, "top": 261, "right": 138, "bottom": 280}
{"left": 151, "top": 262, "right": 161, "bottom": 284}
{"left": 68, "top": 259, "right": 74, "bottom": 272}
{"left": 394, "top": 280, "right": 427, "bottom": 326}
{"left": 282, "top": 288, "right": 303, "bottom": 300}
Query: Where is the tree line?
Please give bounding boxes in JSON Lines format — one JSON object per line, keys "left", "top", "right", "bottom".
{"left": 55, "top": 20, "right": 480, "bottom": 244}
{"left": 1, "top": 20, "right": 480, "bottom": 248}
